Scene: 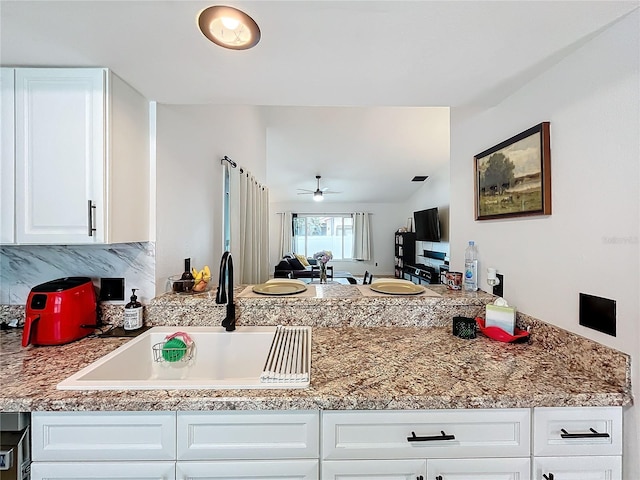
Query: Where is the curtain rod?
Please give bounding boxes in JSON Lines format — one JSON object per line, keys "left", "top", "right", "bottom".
{"left": 220, "top": 155, "right": 237, "bottom": 168}
{"left": 276, "top": 212, "right": 371, "bottom": 215}
{"left": 220, "top": 156, "right": 251, "bottom": 177}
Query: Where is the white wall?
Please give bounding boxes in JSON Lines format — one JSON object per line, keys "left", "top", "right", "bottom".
{"left": 269, "top": 201, "right": 409, "bottom": 277}
{"left": 155, "top": 105, "right": 266, "bottom": 294}
{"left": 450, "top": 11, "right": 639, "bottom": 476}
{"left": 154, "top": 103, "right": 449, "bottom": 286}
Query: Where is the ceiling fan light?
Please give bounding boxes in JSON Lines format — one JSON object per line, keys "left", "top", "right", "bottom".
{"left": 313, "top": 191, "right": 324, "bottom": 201}
{"left": 221, "top": 16, "right": 240, "bottom": 30}
{"left": 197, "top": 5, "right": 261, "bottom": 50}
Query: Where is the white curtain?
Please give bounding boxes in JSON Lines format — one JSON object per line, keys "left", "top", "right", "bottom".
{"left": 352, "top": 212, "right": 371, "bottom": 261}
{"left": 231, "top": 168, "right": 270, "bottom": 284}
{"left": 278, "top": 211, "right": 293, "bottom": 259}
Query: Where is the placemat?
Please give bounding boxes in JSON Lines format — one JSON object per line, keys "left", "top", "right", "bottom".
{"left": 238, "top": 284, "right": 318, "bottom": 298}
{"left": 356, "top": 285, "right": 441, "bottom": 297}
{"left": 99, "top": 325, "right": 152, "bottom": 338}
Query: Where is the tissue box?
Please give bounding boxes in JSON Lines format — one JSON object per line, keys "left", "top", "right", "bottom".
{"left": 485, "top": 304, "right": 516, "bottom": 335}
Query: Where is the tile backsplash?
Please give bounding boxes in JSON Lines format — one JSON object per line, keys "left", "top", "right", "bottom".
{"left": 0, "top": 242, "right": 155, "bottom": 305}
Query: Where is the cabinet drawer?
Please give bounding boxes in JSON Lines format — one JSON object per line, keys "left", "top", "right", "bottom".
{"left": 321, "top": 459, "right": 426, "bottom": 479}
{"left": 177, "top": 410, "right": 319, "bottom": 460}
{"left": 427, "top": 457, "right": 530, "bottom": 479}
{"left": 533, "top": 456, "right": 622, "bottom": 480}
{"left": 32, "top": 411, "right": 176, "bottom": 461}
{"left": 321, "top": 409, "right": 530, "bottom": 460}
{"left": 31, "top": 461, "right": 176, "bottom": 479}
{"left": 176, "top": 460, "right": 319, "bottom": 479}
{"left": 533, "top": 407, "right": 622, "bottom": 457}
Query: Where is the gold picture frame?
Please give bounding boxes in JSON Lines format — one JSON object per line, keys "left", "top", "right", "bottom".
{"left": 474, "top": 122, "right": 551, "bottom": 220}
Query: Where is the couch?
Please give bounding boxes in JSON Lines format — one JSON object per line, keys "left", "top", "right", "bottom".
{"left": 273, "top": 255, "right": 317, "bottom": 279}
{"left": 274, "top": 254, "right": 356, "bottom": 283}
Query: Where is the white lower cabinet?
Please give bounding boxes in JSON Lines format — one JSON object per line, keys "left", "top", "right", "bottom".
{"left": 427, "top": 457, "right": 531, "bottom": 479}
{"left": 177, "top": 410, "right": 319, "bottom": 460}
{"left": 532, "top": 407, "right": 622, "bottom": 480}
{"left": 321, "top": 409, "right": 531, "bottom": 460}
{"left": 321, "top": 458, "right": 531, "bottom": 480}
{"left": 31, "top": 410, "right": 319, "bottom": 480}
{"left": 174, "top": 411, "right": 320, "bottom": 479}
{"left": 31, "top": 411, "right": 176, "bottom": 462}
{"left": 30, "top": 407, "right": 624, "bottom": 480}
{"left": 31, "top": 461, "right": 176, "bottom": 479}
{"left": 176, "top": 460, "right": 319, "bottom": 479}
{"left": 321, "top": 459, "right": 426, "bottom": 479}
{"left": 320, "top": 409, "right": 531, "bottom": 480}
{"left": 533, "top": 456, "right": 622, "bottom": 479}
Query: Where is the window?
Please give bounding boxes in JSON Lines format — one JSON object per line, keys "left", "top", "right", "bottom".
{"left": 293, "top": 215, "right": 353, "bottom": 260}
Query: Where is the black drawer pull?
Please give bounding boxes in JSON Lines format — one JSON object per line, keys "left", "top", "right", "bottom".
{"left": 560, "top": 427, "right": 610, "bottom": 439}
{"left": 543, "top": 474, "right": 554, "bottom": 480}
{"left": 407, "top": 430, "right": 455, "bottom": 442}
{"left": 435, "top": 476, "right": 442, "bottom": 480}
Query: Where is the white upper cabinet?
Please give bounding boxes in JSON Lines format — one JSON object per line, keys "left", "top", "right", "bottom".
{"left": 7, "top": 67, "right": 149, "bottom": 244}
{"left": 0, "top": 68, "right": 15, "bottom": 244}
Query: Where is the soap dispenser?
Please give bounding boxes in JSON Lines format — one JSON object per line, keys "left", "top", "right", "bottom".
{"left": 123, "top": 289, "right": 143, "bottom": 331}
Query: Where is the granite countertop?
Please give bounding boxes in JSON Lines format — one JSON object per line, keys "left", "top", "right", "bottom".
{"left": 0, "top": 318, "right": 631, "bottom": 412}
{"left": 145, "top": 284, "right": 496, "bottom": 328}
{"left": 151, "top": 283, "right": 493, "bottom": 305}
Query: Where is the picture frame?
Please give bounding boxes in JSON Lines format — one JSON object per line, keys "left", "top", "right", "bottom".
{"left": 474, "top": 122, "right": 551, "bottom": 220}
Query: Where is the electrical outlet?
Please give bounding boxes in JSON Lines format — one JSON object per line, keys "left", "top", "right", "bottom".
{"left": 492, "top": 273, "right": 504, "bottom": 297}
{"left": 100, "top": 277, "right": 125, "bottom": 301}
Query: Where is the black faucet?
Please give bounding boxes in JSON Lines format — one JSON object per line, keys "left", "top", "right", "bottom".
{"left": 215, "top": 251, "right": 236, "bottom": 331}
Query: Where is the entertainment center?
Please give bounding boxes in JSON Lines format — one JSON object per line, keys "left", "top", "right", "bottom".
{"left": 394, "top": 231, "right": 448, "bottom": 285}
{"left": 394, "top": 207, "right": 449, "bottom": 285}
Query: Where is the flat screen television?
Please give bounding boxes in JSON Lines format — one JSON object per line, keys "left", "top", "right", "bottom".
{"left": 414, "top": 207, "right": 441, "bottom": 242}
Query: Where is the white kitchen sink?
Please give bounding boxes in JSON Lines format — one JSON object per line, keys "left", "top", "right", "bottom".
{"left": 57, "top": 326, "right": 310, "bottom": 390}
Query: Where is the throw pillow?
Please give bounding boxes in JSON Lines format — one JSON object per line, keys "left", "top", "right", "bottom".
{"left": 287, "top": 257, "right": 306, "bottom": 271}
{"left": 275, "top": 260, "right": 292, "bottom": 271}
{"left": 294, "top": 253, "right": 310, "bottom": 267}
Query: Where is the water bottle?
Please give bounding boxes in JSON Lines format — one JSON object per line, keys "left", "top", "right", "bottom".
{"left": 464, "top": 241, "right": 478, "bottom": 292}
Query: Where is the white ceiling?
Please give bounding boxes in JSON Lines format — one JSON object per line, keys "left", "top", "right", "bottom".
{"left": 262, "top": 105, "right": 450, "bottom": 203}
{"left": 2, "top": 0, "right": 637, "bottom": 203}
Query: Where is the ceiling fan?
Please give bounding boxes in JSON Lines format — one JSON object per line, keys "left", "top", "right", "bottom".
{"left": 297, "top": 175, "right": 340, "bottom": 202}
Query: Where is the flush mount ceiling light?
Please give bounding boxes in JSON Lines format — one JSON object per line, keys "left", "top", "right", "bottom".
{"left": 197, "top": 5, "right": 261, "bottom": 50}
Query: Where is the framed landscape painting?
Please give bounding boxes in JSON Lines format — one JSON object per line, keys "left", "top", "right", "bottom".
{"left": 474, "top": 122, "right": 551, "bottom": 220}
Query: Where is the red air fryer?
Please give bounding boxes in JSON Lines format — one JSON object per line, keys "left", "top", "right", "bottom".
{"left": 22, "top": 277, "right": 98, "bottom": 347}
